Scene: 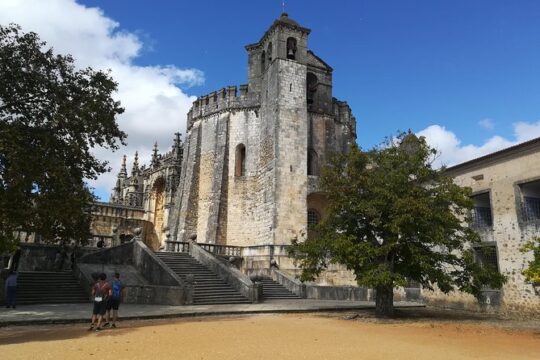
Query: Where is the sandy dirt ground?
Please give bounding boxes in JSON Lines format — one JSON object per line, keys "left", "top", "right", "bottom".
{"left": 0, "top": 313, "right": 539, "bottom": 360}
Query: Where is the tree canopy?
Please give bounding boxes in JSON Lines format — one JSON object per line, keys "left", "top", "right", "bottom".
{"left": 521, "top": 237, "right": 540, "bottom": 286}
{"left": 0, "top": 24, "right": 126, "bottom": 251}
{"left": 289, "top": 133, "right": 505, "bottom": 316}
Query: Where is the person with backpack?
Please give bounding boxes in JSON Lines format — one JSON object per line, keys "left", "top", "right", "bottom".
{"left": 88, "top": 273, "right": 111, "bottom": 332}
{"left": 105, "top": 272, "right": 124, "bottom": 328}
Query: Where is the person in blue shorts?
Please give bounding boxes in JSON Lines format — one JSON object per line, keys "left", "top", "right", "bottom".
{"left": 105, "top": 272, "right": 124, "bottom": 328}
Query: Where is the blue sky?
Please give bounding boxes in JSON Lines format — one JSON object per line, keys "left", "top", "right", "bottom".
{"left": 2, "top": 0, "right": 540, "bottom": 199}
{"left": 80, "top": 0, "right": 540, "bottom": 147}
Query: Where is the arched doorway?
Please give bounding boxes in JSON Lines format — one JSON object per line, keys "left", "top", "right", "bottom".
{"left": 148, "top": 177, "right": 166, "bottom": 249}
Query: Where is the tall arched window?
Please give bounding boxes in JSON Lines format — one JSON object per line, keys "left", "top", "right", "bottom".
{"left": 235, "top": 144, "right": 246, "bottom": 177}
{"left": 267, "top": 42, "right": 273, "bottom": 62}
{"left": 286, "top": 37, "right": 297, "bottom": 60}
{"left": 306, "top": 72, "right": 318, "bottom": 105}
{"left": 307, "top": 148, "right": 319, "bottom": 176}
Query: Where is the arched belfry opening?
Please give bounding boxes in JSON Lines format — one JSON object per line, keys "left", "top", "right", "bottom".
{"left": 235, "top": 144, "right": 246, "bottom": 177}
{"left": 307, "top": 148, "right": 319, "bottom": 176}
{"left": 306, "top": 72, "right": 318, "bottom": 105}
{"left": 286, "top": 37, "right": 297, "bottom": 60}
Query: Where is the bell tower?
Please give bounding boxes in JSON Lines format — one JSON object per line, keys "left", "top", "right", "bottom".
{"left": 251, "top": 13, "right": 312, "bottom": 244}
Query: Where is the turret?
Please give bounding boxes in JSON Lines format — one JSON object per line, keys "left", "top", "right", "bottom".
{"left": 131, "top": 151, "right": 140, "bottom": 176}
{"left": 118, "top": 155, "right": 127, "bottom": 179}
{"left": 172, "top": 132, "right": 183, "bottom": 161}
{"left": 151, "top": 142, "right": 160, "bottom": 169}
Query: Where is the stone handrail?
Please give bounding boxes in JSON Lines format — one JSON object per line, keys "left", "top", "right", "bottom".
{"left": 133, "top": 240, "right": 185, "bottom": 287}
{"left": 166, "top": 240, "right": 243, "bottom": 257}
{"left": 271, "top": 268, "right": 306, "bottom": 298}
{"left": 189, "top": 240, "right": 258, "bottom": 303}
{"left": 198, "top": 243, "right": 243, "bottom": 257}
{"left": 165, "top": 240, "right": 190, "bottom": 253}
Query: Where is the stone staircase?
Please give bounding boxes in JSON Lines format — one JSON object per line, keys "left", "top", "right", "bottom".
{"left": 155, "top": 252, "right": 251, "bottom": 305}
{"left": 260, "top": 278, "right": 301, "bottom": 300}
{"left": 16, "top": 271, "right": 89, "bottom": 305}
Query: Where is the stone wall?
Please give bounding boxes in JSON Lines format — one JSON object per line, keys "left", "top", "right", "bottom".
{"left": 428, "top": 146, "right": 540, "bottom": 316}
{"left": 90, "top": 203, "right": 153, "bottom": 247}
{"left": 78, "top": 241, "right": 187, "bottom": 305}
{"left": 272, "top": 59, "right": 308, "bottom": 245}
{"left": 226, "top": 109, "right": 274, "bottom": 246}
{"left": 169, "top": 14, "right": 356, "bottom": 253}
{"left": 16, "top": 244, "right": 97, "bottom": 272}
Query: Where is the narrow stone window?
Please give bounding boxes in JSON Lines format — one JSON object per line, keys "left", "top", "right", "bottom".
{"left": 261, "top": 50, "right": 266, "bottom": 73}
{"left": 307, "top": 208, "right": 320, "bottom": 226}
{"left": 286, "top": 37, "right": 297, "bottom": 60}
{"left": 519, "top": 179, "right": 540, "bottom": 222}
{"left": 306, "top": 72, "right": 318, "bottom": 105}
{"left": 473, "top": 244, "right": 499, "bottom": 272}
{"left": 307, "top": 148, "right": 319, "bottom": 176}
{"left": 267, "top": 42, "right": 273, "bottom": 62}
{"left": 235, "top": 144, "right": 246, "bottom": 177}
{"left": 470, "top": 192, "right": 493, "bottom": 229}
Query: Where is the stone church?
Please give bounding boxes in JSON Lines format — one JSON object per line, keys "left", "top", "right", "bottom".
{"left": 58, "top": 13, "right": 540, "bottom": 314}
{"left": 97, "top": 13, "right": 356, "bottom": 251}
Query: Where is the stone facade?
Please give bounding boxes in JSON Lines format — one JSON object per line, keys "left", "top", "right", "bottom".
{"left": 423, "top": 138, "right": 540, "bottom": 315}
{"left": 94, "top": 14, "right": 356, "bottom": 253}
{"left": 170, "top": 13, "right": 356, "bottom": 247}
{"left": 99, "top": 134, "right": 183, "bottom": 249}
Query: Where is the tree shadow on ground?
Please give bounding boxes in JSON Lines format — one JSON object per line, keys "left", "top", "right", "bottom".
{"left": 0, "top": 322, "right": 138, "bottom": 345}
{"left": 0, "top": 314, "right": 254, "bottom": 346}
{"left": 332, "top": 307, "right": 540, "bottom": 332}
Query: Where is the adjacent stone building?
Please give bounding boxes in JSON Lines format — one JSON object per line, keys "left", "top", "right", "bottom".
{"left": 424, "top": 138, "right": 540, "bottom": 314}
{"left": 95, "top": 133, "right": 183, "bottom": 249}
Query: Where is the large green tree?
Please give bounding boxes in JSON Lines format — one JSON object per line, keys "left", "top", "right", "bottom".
{"left": 289, "top": 133, "right": 505, "bottom": 316}
{"left": 0, "top": 24, "right": 126, "bottom": 251}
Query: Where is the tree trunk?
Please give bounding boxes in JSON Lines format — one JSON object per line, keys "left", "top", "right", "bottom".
{"left": 375, "top": 285, "right": 394, "bottom": 317}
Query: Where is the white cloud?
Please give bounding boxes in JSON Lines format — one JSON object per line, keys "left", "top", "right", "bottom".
{"left": 478, "top": 118, "right": 494, "bottom": 130}
{"left": 0, "top": 0, "right": 203, "bottom": 200}
{"left": 417, "top": 121, "right": 540, "bottom": 168}
{"left": 514, "top": 120, "right": 540, "bottom": 142}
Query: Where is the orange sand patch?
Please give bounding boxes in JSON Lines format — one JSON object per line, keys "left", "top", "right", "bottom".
{"left": 0, "top": 314, "right": 539, "bottom": 360}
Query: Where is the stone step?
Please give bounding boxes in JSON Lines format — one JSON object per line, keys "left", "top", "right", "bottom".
{"left": 156, "top": 251, "right": 249, "bottom": 305}
{"left": 260, "top": 278, "right": 300, "bottom": 299}
{"left": 192, "top": 299, "right": 251, "bottom": 305}
{"left": 15, "top": 271, "right": 88, "bottom": 305}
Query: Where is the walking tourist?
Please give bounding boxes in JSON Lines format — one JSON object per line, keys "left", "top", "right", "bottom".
{"left": 88, "top": 273, "right": 111, "bottom": 332}
{"left": 4, "top": 270, "right": 18, "bottom": 309}
{"left": 106, "top": 272, "right": 124, "bottom": 328}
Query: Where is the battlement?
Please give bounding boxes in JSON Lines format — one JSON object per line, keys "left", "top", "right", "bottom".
{"left": 187, "top": 84, "right": 260, "bottom": 128}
